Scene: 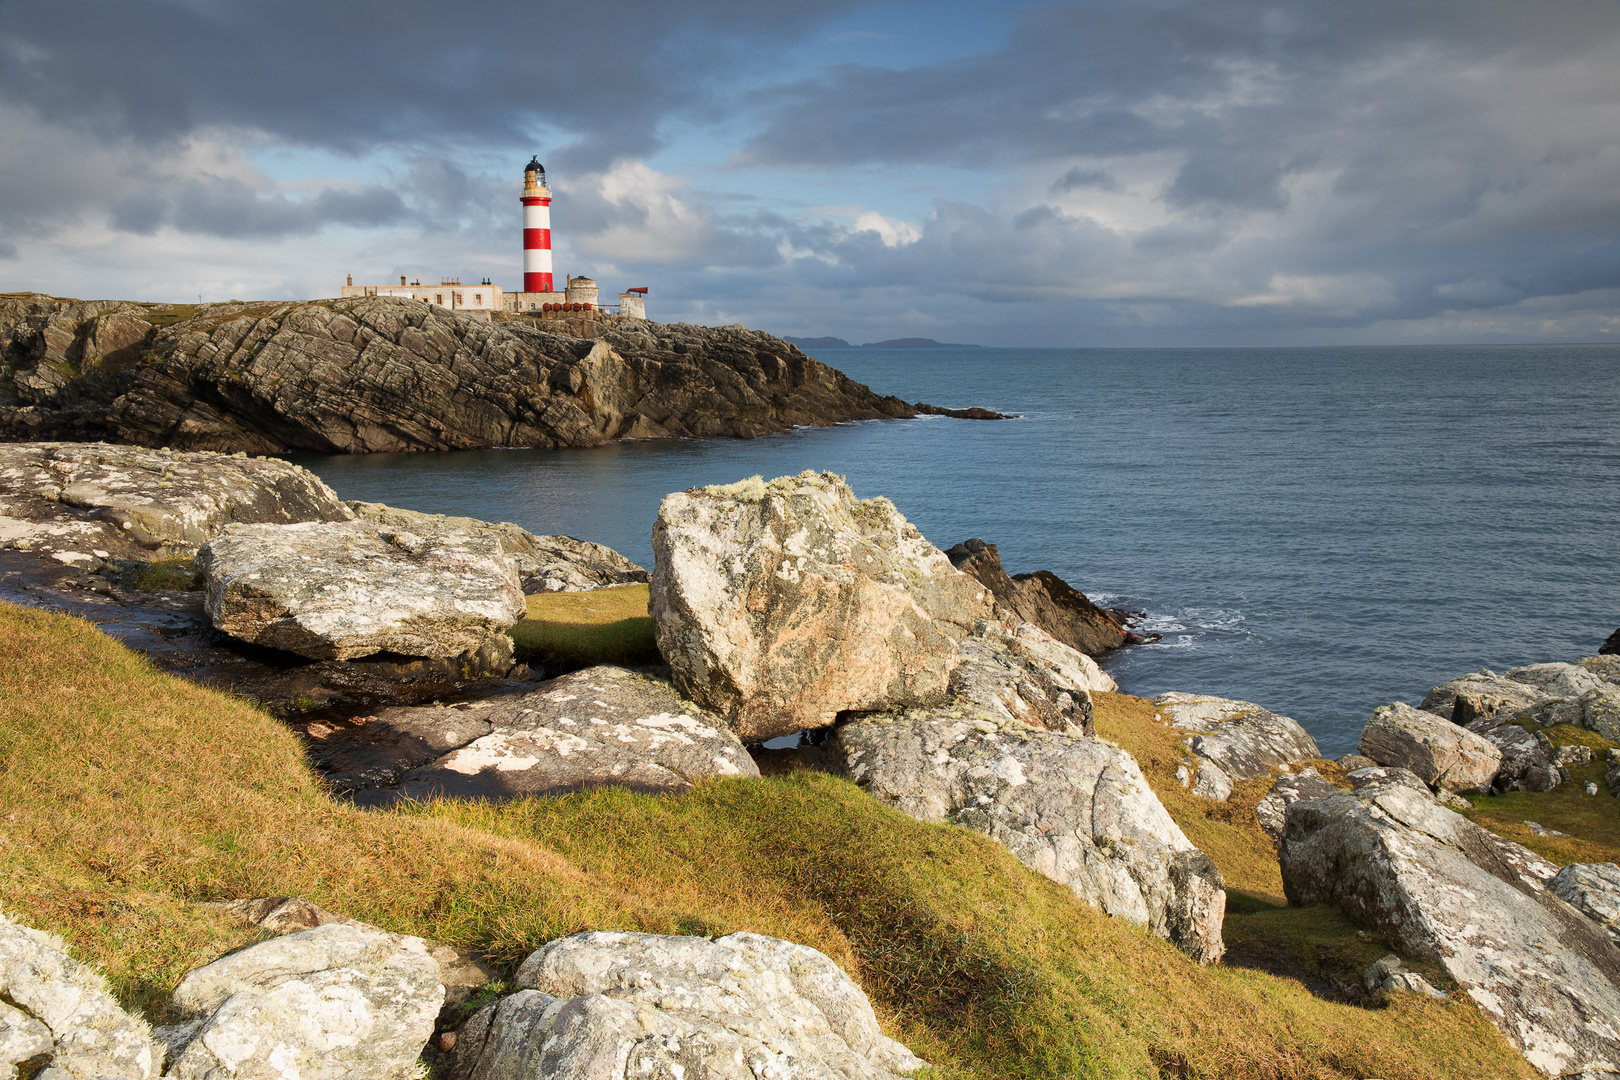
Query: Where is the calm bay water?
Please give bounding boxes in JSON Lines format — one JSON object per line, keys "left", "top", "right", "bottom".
{"left": 289, "top": 344, "right": 1620, "bottom": 757}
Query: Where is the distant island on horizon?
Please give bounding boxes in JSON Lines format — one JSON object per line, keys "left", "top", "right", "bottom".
{"left": 783, "top": 336, "right": 983, "bottom": 350}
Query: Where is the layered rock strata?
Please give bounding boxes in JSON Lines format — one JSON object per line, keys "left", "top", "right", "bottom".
{"left": 1280, "top": 778, "right": 1620, "bottom": 1076}
{"left": 450, "top": 931, "right": 924, "bottom": 1080}
{"left": 329, "top": 665, "right": 759, "bottom": 806}
{"left": 0, "top": 295, "right": 937, "bottom": 452}
{"left": 944, "top": 537, "right": 1143, "bottom": 655}
{"left": 651, "top": 472, "right": 995, "bottom": 740}
{"left": 1153, "top": 692, "right": 1322, "bottom": 802}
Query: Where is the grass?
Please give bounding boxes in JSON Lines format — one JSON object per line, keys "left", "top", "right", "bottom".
{"left": 122, "top": 555, "right": 200, "bottom": 591}
{"left": 507, "top": 583, "right": 661, "bottom": 672}
{"left": 0, "top": 600, "right": 1536, "bottom": 1079}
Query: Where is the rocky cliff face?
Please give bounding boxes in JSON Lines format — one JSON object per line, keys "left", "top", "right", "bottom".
{"left": 0, "top": 295, "right": 922, "bottom": 453}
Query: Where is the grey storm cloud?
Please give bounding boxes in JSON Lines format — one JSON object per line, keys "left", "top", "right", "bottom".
{"left": 109, "top": 179, "right": 406, "bottom": 238}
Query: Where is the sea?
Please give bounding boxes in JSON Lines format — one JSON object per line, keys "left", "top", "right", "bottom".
{"left": 289, "top": 344, "right": 1620, "bottom": 757}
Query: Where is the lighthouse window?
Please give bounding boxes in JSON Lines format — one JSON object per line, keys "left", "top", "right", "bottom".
{"left": 435, "top": 294, "right": 443, "bottom": 305}
{"left": 474, "top": 293, "right": 482, "bottom": 304}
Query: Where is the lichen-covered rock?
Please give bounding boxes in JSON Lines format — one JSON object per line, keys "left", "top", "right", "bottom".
{"left": 347, "top": 501, "right": 647, "bottom": 594}
{"left": 1465, "top": 717, "right": 1560, "bottom": 793}
{"left": 164, "top": 923, "right": 443, "bottom": 1080}
{"left": 1279, "top": 779, "right": 1620, "bottom": 1077}
{"left": 1358, "top": 701, "right": 1502, "bottom": 793}
{"left": 1362, "top": 955, "right": 1447, "bottom": 999}
{"left": 0, "top": 910, "right": 155, "bottom": 1079}
{"left": 0, "top": 442, "right": 352, "bottom": 561}
{"left": 356, "top": 666, "right": 759, "bottom": 805}
{"left": 1549, "top": 863, "right": 1620, "bottom": 948}
{"left": 944, "top": 537, "right": 1139, "bottom": 655}
{"left": 650, "top": 472, "right": 995, "bottom": 739}
{"left": 828, "top": 711, "right": 1225, "bottom": 962}
{"left": 449, "top": 932, "right": 923, "bottom": 1080}
{"left": 1153, "top": 693, "right": 1322, "bottom": 802}
{"left": 1505, "top": 662, "right": 1613, "bottom": 699}
{"left": 1421, "top": 669, "right": 1545, "bottom": 723}
{"left": 2, "top": 295, "right": 925, "bottom": 452}
{"left": 1254, "top": 767, "right": 1340, "bottom": 844}
{"left": 198, "top": 519, "right": 526, "bottom": 662}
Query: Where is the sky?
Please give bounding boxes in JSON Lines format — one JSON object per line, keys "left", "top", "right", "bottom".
{"left": 2, "top": 0, "right": 1619, "bottom": 346}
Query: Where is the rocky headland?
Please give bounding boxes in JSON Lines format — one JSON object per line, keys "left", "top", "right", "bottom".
{"left": 0, "top": 294, "right": 1007, "bottom": 454}
{"left": 2, "top": 445, "right": 1618, "bottom": 1080}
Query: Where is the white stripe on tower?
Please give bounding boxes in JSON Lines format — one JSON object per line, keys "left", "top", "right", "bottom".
{"left": 521, "top": 157, "right": 553, "bottom": 293}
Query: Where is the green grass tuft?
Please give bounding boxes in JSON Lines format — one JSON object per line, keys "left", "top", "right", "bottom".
{"left": 508, "top": 584, "right": 661, "bottom": 672}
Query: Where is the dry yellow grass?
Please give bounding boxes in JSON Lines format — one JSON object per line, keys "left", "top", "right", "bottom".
{"left": 0, "top": 602, "right": 1534, "bottom": 1079}
{"left": 508, "top": 583, "right": 659, "bottom": 670}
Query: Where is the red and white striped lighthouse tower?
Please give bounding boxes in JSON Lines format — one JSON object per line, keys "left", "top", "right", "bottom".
{"left": 521, "top": 157, "right": 553, "bottom": 293}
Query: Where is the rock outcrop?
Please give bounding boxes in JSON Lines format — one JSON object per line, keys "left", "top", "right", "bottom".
{"left": 1279, "top": 777, "right": 1620, "bottom": 1077}
{"left": 651, "top": 472, "right": 995, "bottom": 740}
{"left": 0, "top": 910, "right": 156, "bottom": 1079}
{"left": 1153, "top": 693, "right": 1322, "bottom": 802}
{"left": 1357, "top": 701, "right": 1502, "bottom": 793}
{"left": 451, "top": 931, "right": 923, "bottom": 1080}
{"left": 198, "top": 520, "right": 526, "bottom": 663}
{"left": 1601, "top": 627, "right": 1620, "bottom": 655}
{"left": 1422, "top": 670, "right": 1546, "bottom": 724}
{"left": 827, "top": 709, "right": 1226, "bottom": 963}
{"left": 334, "top": 666, "right": 759, "bottom": 805}
{"left": 1254, "top": 767, "right": 1340, "bottom": 844}
{"left": 944, "top": 538, "right": 1141, "bottom": 655}
{"left": 1425, "top": 662, "right": 1620, "bottom": 742}
{"left": 0, "top": 295, "right": 940, "bottom": 452}
{"left": 0, "top": 442, "right": 352, "bottom": 561}
{"left": 1549, "top": 863, "right": 1620, "bottom": 948}
{"left": 161, "top": 922, "right": 443, "bottom": 1080}
{"left": 348, "top": 501, "right": 647, "bottom": 594}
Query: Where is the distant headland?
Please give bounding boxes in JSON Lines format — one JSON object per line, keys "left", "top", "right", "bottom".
{"left": 783, "top": 336, "right": 983, "bottom": 350}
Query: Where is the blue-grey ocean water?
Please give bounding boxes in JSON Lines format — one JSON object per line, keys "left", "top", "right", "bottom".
{"left": 290, "top": 344, "right": 1620, "bottom": 757}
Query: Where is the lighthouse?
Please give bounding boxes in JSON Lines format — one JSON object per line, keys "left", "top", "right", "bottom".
{"left": 521, "top": 157, "right": 553, "bottom": 293}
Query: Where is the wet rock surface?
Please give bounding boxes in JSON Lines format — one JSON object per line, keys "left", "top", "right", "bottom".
{"left": 651, "top": 471, "right": 995, "bottom": 740}
{"left": 0, "top": 295, "right": 961, "bottom": 452}
{"left": 1153, "top": 692, "right": 1322, "bottom": 802}
{"left": 0, "top": 910, "right": 156, "bottom": 1080}
{"left": 1279, "top": 777, "right": 1620, "bottom": 1077}
{"left": 341, "top": 666, "right": 759, "bottom": 806}
{"left": 451, "top": 931, "right": 924, "bottom": 1080}
{"left": 198, "top": 519, "right": 527, "bottom": 662}
{"left": 827, "top": 706, "right": 1226, "bottom": 963}
{"left": 348, "top": 501, "right": 647, "bottom": 594}
{"left": 1358, "top": 701, "right": 1502, "bottom": 793}
{"left": 161, "top": 923, "right": 443, "bottom": 1080}
{"left": 944, "top": 537, "right": 1147, "bottom": 655}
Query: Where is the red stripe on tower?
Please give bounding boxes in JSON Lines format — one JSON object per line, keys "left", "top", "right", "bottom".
{"left": 521, "top": 157, "right": 553, "bottom": 293}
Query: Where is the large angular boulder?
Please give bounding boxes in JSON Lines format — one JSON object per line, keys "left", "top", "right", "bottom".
{"left": 1357, "top": 701, "right": 1502, "bottom": 793}
{"left": 1465, "top": 717, "right": 1560, "bottom": 793}
{"left": 198, "top": 520, "right": 526, "bottom": 662}
{"left": 1550, "top": 863, "right": 1620, "bottom": 948}
{"left": 1600, "top": 629, "right": 1620, "bottom": 656}
{"left": 1505, "top": 661, "right": 1613, "bottom": 700}
{"left": 1254, "top": 767, "right": 1340, "bottom": 844}
{"left": 349, "top": 666, "right": 758, "bottom": 805}
{"left": 1421, "top": 669, "right": 1545, "bottom": 723}
{"left": 0, "top": 911, "right": 156, "bottom": 1079}
{"left": 347, "top": 501, "right": 647, "bottom": 594}
{"left": 0, "top": 442, "right": 353, "bottom": 561}
{"left": 827, "top": 710, "right": 1225, "bottom": 963}
{"left": 1279, "top": 778, "right": 1620, "bottom": 1077}
{"left": 449, "top": 932, "right": 923, "bottom": 1080}
{"left": 944, "top": 537, "right": 1139, "bottom": 655}
{"left": 1153, "top": 693, "right": 1322, "bottom": 802}
{"left": 163, "top": 923, "right": 443, "bottom": 1080}
{"left": 650, "top": 472, "right": 994, "bottom": 740}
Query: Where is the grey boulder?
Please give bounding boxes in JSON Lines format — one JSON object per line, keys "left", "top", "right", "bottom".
{"left": 1422, "top": 670, "right": 1545, "bottom": 723}
{"left": 1153, "top": 693, "right": 1321, "bottom": 802}
{"left": 449, "top": 931, "right": 923, "bottom": 1080}
{"left": 1550, "top": 863, "right": 1620, "bottom": 948}
{"left": 348, "top": 501, "right": 647, "bottom": 594}
{"left": 1279, "top": 778, "right": 1620, "bottom": 1077}
{"left": 827, "top": 710, "right": 1225, "bottom": 963}
{"left": 1362, "top": 955, "right": 1447, "bottom": 999}
{"left": 650, "top": 472, "right": 995, "bottom": 740}
{"left": 369, "top": 666, "right": 759, "bottom": 805}
{"left": 198, "top": 519, "right": 526, "bottom": 662}
{"left": 1254, "top": 767, "right": 1340, "bottom": 844}
{"left": 163, "top": 923, "right": 443, "bottom": 1080}
{"left": 1357, "top": 701, "right": 1502, "bottom": 793}
{"left": 1465, "top": 717, "right": 1560, "bottom": 793}
{"left": 0, "top": 911, "right": 156, "bottom": 1079}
